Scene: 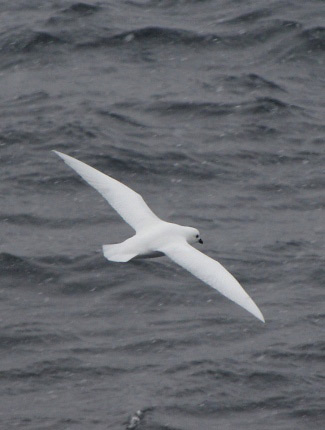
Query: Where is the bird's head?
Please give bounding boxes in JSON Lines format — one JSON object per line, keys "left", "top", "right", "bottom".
{"left": 184, "top": 227, "right": 203, "bottom": 245}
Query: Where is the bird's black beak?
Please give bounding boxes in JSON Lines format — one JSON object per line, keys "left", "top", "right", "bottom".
{"left": 199, "top": 239, "right": 203, "bottom": 244}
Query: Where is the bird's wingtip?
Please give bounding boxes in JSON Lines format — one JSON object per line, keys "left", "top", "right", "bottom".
{"left": 258, "top": 314, "right": 266, "bottom": 323}
{"left": 245, "top": 297, "right": 265, "bottom": 323}
{"left": 52, "top": 150, "right": 63, "bottom": 157}
{"left": 52, "top": 150, "right": 70, "bottom": 162}
{"left": 253, "top": 307, "right": 265, "bottom": 323}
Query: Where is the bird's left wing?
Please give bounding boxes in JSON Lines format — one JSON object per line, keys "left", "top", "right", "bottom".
{"left": 160, "top": 242, "right": 265, "bottom": 322}
{"left": 53, "top": 151, "right": 161, "bottom": 232}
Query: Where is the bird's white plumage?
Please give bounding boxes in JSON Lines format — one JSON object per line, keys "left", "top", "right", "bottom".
{"left": 53, "top": 151, "right": 160, "bottom": 232}
{"left": 160, "top": 243, "right": 265, "bottom": 322}
{"left": 53, "top": 151, "right": 265, "bottom": 322}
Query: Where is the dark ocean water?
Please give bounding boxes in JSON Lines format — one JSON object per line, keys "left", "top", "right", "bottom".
{"left": 1, "top": 1, "right": 324, "bottom": 429}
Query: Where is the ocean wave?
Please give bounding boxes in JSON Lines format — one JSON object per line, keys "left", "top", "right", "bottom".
{"left": 96, "top": 109, "right": 148, "bottom": 128}
{"left": 77, "top": 26, "right": 222, "bottom": 49}
{"left": 224, "top": 73, "right": 285, "bottom": 92}
{"left": 0, "top": 252, "right": 54, "bottom": 280}
{"left": 0, "top": 252, "right": 107, "bottom": 288}
{"left": 6, "top": 91, "right": 50, "bottom": 106}
{"left": 147, "top": 97, "right": 298, "bottom": 117}
{"left": 0, "top": 29, "right": 67, "bottom": 53}
{"left": 261, "top": 341, "right": 325, "bottom": 363}
{"left": 47, "top": 2, "right": 101, "bottom": 26}
{"left": 278, "top": 25, "right": 325, "bottom": 61}
{"left": 189, "top": 363, "right": 289, "bottom": 384}
{"left": 300, "top": 26, "right": 325, "bottom": 51}
{"left": 2, "top": 19, "right": 321, "bottom": 64}
{"left": 75, "top": 19, "right": 305, "bottom": 51}
{"left": 289, "top": 406, "right": 325, "bottom": 418}
{"left": 0, "top": 332, "right": 71, "bottom": 350}
{"left": 62, "top": 149, "right": 218, "bottom": 179}
{"left": 1, "top": 359, "right": 129, "bottom": 381}
{"left": 166, "top": 394, "right": 297, "bottom": 415}
{"left": 115, "top": 336, "right": 199, "bottom": 353}
{"left": 0, "top": 212, "right": 112, "bottom": 230}
{"left": 225, "top": 8, "right": 271, "bottom": 24}
{"left": 234, "top": 149, "right": 306, "bottom": 166}
{"left": 61, "top": 2, "right": 101, "bottom": 15}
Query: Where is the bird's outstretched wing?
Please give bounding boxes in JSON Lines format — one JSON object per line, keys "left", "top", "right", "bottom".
{"left": 160, "top": 242, "right": 265, "bottom": 322}
{"left": 53, "top": 151, "right": 161, "bottom": 232}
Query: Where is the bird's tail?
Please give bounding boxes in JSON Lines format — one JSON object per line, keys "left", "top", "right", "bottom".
{"left": 102, "top": 244, "right": 137, "bottom": 263}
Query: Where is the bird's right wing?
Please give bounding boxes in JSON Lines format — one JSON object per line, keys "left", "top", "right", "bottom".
{"left": 53, "top": 151, "right": 161, "bottom": 232}
{"left": 160, "top": 242, "right": 265, "bottom": 322}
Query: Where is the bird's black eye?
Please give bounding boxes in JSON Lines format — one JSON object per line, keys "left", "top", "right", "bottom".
{"left": 196, "top": 234, "right": 199, "bottom": 238}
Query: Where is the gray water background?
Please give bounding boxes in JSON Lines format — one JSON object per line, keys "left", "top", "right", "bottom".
{"left": 1, "top": 1, "right": 324, "bottom": 429}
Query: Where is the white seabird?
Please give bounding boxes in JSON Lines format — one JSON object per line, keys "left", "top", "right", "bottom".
{"left": 53, "top": 151, "right": 265, "bottom": 323}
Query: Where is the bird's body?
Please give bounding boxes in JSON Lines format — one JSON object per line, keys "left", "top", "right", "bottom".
{"left": 103, "top": 222, "right": 198, "bottom": 261}
{"left": 53, "top": 151, "right": 265, "bottom": 323}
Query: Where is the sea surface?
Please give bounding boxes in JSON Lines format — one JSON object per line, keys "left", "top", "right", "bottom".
{"left": 1, "top": 1, "right": 324, "bottom": 429}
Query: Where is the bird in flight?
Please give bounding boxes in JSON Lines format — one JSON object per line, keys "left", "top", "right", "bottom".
{"left": 53, "top": 151, "right": 265, "bottom": 322}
